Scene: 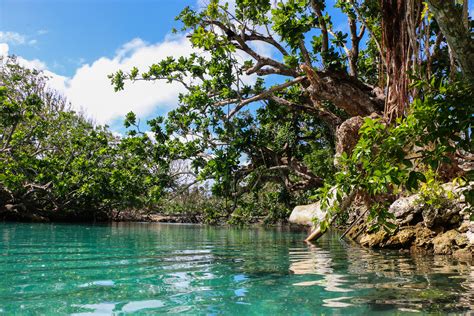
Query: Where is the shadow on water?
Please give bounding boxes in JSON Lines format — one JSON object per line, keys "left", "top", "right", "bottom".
{"left": 0, "top": 222, "right": 472, "bottom": 314}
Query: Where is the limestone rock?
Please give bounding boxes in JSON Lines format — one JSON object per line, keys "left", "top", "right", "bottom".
{"left": 359, "top": 230, "right": 387, "bottom": 248}
{"left": 453, "top": 248, "right": 473, "bottom": 261}
{"left": 334, "top": 116, "right": 365, "bottom": 166}
{"left": 385, "top": 227, "right": 416, "bottom": 248}
{"left": 388, "top": 181, "right": 470, "bottom": 229}
{"left": 412, "top": 225, "right": 435, "bottom": 248}
{"left": 350, "top": 181, "right": 472, "bottom": 256}
{"left": 388, "top": 194, "right": 423, "bottom": 226}
{"left": 458, "top": 221, "right": 470, "bottom": 233}
{"left": 422, "top": 204, "right": 462, "bottom": 228}
{"left": 289, "top": 202, "right": 326, "bottom": 226}
{"left": 466, "top": 230, "right": 474, "bottom": 244}
{"left": 432, "top": 230, "right": 466, "bottom": 255}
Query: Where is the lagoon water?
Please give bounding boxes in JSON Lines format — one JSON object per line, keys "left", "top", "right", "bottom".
{"left": 0, "top": 222, "right": 472, "bottom": 315}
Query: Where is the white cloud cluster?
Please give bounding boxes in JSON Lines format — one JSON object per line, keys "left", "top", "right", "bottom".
{"left": 1, "top": 36, "right": 195, "bottom": 125}
{"left": 52, "top": 35, "right": 194, "bottom": 124}
{"left": 0, "top": 31, "right": 26, "bottom": 45}
{"left": 0, "top": 43, "right": 8, "bottom": 56}
{"left": 0, "top": 31, "right": 36, "bottom": 46}
{"left": 0, "top": 43, "right": 47, "bottom": 69}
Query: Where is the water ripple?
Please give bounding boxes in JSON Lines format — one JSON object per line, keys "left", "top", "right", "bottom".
{"left": 0, "top": 223, "right": 472, "bottom": 314}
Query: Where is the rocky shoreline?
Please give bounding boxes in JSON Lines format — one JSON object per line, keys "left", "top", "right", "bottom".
{"left": 290, "top": 182, "right": 473, "bottom": 261}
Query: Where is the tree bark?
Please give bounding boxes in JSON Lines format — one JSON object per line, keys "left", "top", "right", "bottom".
{"left": 301, "top": 65, "right": 385, "bottom": 117}
{"left": 427, "top": 0, "right": 474, "bottom": 81}
{"left": 305, "top": 189, "right": 357, "bottom": 242}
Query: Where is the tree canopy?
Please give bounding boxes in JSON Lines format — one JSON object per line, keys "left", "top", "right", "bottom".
{"left": 111, "top": 0, "right": 473, "bottom": 225}
{"left": 0, "top": 57, "right": 171, "bottom": 221}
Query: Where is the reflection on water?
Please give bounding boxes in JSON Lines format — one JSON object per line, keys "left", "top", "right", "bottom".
{"left": 290, "top": 232, "right": 474, "bottom": 313}
{"left": 0, "top": 223, "right": 472, "bottom": 314}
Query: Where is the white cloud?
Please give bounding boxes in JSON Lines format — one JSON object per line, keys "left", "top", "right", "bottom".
{"left": 0, "top": 31, "right": 38, "bottom": 46}
{"left": 49, "top": 34, "right": 264, "bottom": 125}
{"left": 0, "top": 37, "right": 193, "bottom": 125}
{"left": 0, "top": 43, "right": 47, "bottom": 70}
{"left": 0, "top": 31, "right": 26, "bottom": 45}
{"left": 0, "top": 43, "right": 8, "bottom": 56}
{"left": 2, "top": 0, "right": 277, "bottom": 127}
{"left": 45, "top": 35, "right": 195, "bottom": 125}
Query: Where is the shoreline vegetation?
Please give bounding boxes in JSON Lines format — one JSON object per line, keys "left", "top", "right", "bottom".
{"left": 1, "top": 0, "right": 473, "bottom": 257}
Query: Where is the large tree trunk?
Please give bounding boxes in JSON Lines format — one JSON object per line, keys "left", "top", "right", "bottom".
{"left": 381, "top": 0, "right": 422, "bottom": 121}
{"left": 301, "top": 65, "right": 385, "bottom": 118}
{"left": 427, "top": 0, "right": 474, "bottom": 81}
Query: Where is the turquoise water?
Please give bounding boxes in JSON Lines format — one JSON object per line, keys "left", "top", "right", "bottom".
{"left": 0, "top": 223, "right": 472, "bottom": 315}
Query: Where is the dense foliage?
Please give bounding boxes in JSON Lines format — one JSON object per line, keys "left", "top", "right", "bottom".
{"left": 317, "top": 79, "right": 473, "bottom": 232}
{"left": 0, "top": 58, "right": 169, "bottom": 221}
{"left": 111, "top": 0, "right": 472, "bottom": 226}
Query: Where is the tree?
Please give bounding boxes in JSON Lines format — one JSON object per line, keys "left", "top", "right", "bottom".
{"left": 110, "top": 0, "right": 472, "bottom": 224}
{"left": 427, "top": 0, "right": 474, "bottom": 81}
{"left": 0, "top": 57, "right": 170, "bottom": 220}
{"left": 111, "top": 0, "right": 381, "bottom": 199}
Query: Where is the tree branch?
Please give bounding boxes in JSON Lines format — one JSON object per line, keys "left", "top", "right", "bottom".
{"left": 225, "top": 76, "right": 307, "bottom": 118}
{"left": 310, "top": 0, "right": 329, "bottom": 61}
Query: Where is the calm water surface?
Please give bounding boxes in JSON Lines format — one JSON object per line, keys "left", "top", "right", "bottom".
{"left": 0, "top": 222, "right": 472, "bottom": 315}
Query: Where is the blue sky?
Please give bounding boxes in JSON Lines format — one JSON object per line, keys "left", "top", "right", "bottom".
{"left": 1, "top": 0, "right": 206, "bottom": 131}
{"left": 0, "top": 0, "right": 358, "bottom": 131}
{"left": 1, "top": 0, "right": 192, "bottom": 77}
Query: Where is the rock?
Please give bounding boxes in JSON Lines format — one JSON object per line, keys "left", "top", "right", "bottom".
{"left": 291, "top": 186, "right": 352, "bottom": 227}
{"left": 388, "top": 194, "right": 423, "bottom": 226}
{"left": 383, "top": 224, "right": 435, "bottom": 250}
{"left": 349, "top": 180, "right": 472, "bottom": 257}
{"left": 387, "top": 181, "right": 470, "bottom": 229}
{"left": 28, "top": 214, "right": 50, "bottom": 223}
{"left": 432, "top": 230, "right": 466, "bottom": 255}
{"left": 413, "top": 224, "right": 435, "bottom": 248}
{"left": 385, "top": 227, "right": 416, "bottom": 248}
{"left": 466, "top": 230, "right": 474, "bottom": 244}
{"left": 360, "top": 230, "right": 387, "bottom": 248}
{"left": 453, "top": 248, "right": 473, "bottom": 261}
{"left": 289, "top": 202, "right": 327, "bottom": 226}
{"left": 422, "top": 204, "right": 462, "bottom": 228}
{"left": 458, "top": 221, "right": 470, "bottom": 233}
{"left": 454, "top": 233, "right": 469, "bottom": 247}
{"left": 334, "top": 116, "right": 365, "bottom": 166}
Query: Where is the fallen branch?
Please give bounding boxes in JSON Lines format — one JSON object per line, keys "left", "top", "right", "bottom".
{"left": 305, "top": 189, "right": 356, "bottom": 242}
{"left": 304, "top": 213, "right": 339, "bottom": 242}
{"left": 339, "top": 208, "right": 369, "bottom": 241}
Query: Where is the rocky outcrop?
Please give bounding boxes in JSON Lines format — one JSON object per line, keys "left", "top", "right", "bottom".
{"left": 334, "top": 114, "right": 382, "bottom": 167}
{"left": 289, "top": 202, "right": 327, "bottom": 226}
{"left": 346, "top": 181, "right": 473, "bottom": 260}
{"left": 388, "top": 182, "right": 470, "bottom": 228}
{"left": 388, "top": 194, "right": 423, "bottom": 226}
{"left": 334, "top": 116, "right": 365, "bottom": 166}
